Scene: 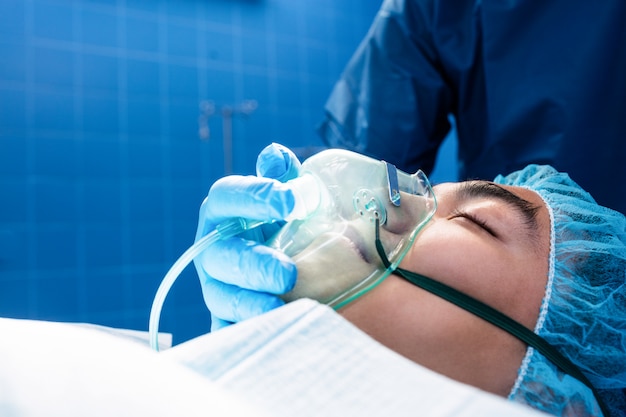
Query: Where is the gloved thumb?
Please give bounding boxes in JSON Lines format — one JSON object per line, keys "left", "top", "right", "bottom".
{"left": 256, "top": 143, "right": 301, "bottom": 182}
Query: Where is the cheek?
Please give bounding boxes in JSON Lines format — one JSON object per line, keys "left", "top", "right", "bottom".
{"left": 401, "top": 223, "right": 500, "bottom": 281}
{"left": 399, "top": 222, "right": 526, "bottom": 313}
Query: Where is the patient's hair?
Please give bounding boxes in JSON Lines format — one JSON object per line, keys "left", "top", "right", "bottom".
{"left": 494, "top": 165, "right": 626, "bottom": 417}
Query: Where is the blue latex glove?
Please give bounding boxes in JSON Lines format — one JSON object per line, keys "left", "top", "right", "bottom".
{"left": 194, "top": 143, "right": 302, "bottom": 330}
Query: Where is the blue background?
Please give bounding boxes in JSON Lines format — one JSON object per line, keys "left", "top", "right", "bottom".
{"left": 0, "top": 0, "right": 456, "bottom": 344}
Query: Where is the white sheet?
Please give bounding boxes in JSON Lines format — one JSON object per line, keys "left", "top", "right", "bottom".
{"left": 0, "top": 299, "right": 548, "bottom": 417}
{"left": 0, "top": 317, "right": 265, "bottom": 417}
{"left": 164, "top": 298, "right": 548, "bottom": 417}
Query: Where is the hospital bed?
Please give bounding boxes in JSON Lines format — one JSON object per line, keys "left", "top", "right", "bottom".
{"left": 0, "top": 299, "right": 548, "bottom": 416}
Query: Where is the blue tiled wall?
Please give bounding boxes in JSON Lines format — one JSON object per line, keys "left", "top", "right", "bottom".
{"left": 0, "top": 0, "right": 457, "bottom": 344}
{"left": 0, "top": 0, "right": 385, "bottom": 344}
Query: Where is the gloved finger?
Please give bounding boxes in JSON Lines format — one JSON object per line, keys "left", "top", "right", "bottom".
{"left": 196, "top": 237, "right": 297, "bottom": 293}
{"left": 256, "top": 143, "right": 302, "bottom": 182}
{"left": 208, "top": 175, "right": 296, "bottom": 222}
{"left": 201, "top": 276, "right": 286, "bottom": 324}
{"left": 195, "top": 175, "right": 296, "bottom": 241}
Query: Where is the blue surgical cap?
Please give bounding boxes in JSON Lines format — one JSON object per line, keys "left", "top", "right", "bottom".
{"left": 494, "top": 165, "right": 626, "bottom": 417}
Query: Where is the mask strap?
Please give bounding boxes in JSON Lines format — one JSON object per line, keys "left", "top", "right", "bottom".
{"left": 374, "top": 219, "right": 608, "bottom": 416}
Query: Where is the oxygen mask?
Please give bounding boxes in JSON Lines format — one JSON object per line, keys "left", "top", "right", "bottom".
{"left": 148, "top": 148, "right": 436, "bottom": 350}
{"left": 270, "top": 149, "right": 437, "bottom": 308}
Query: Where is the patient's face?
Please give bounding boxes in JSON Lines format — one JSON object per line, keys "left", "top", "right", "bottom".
{"left": 339, "top": 181, "right": 551, "bottom": 397}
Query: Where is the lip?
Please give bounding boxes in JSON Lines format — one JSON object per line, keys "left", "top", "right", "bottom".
{"left": 340, "top": 222, "right": 377, "bottom": 264}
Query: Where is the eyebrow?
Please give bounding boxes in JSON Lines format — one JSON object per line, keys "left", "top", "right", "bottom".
{"left": 456, "top": 181, "right": 541, "bottom": 233}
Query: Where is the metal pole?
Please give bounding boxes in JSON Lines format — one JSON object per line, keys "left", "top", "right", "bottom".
{"left": 222, "top": 106, "right": 233, "bottom": 174}
{"left": 199, "top": 100, "right": 256, "bottom": 175}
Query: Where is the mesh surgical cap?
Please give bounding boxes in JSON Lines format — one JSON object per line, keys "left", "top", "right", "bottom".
{"left": 493, "top": 165, "right": 626, "bottom": 417}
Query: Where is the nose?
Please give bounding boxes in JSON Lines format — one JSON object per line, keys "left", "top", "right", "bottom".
{"left": 382, "top": 193, "right": 436, "bottom": 236}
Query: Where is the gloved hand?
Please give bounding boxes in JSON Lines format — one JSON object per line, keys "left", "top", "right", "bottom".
{"left": 194, "top": 143, "right": 302, "bottom": 330}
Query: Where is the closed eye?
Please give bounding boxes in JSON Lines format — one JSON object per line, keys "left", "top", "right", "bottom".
{"left": 448, "top": 210, "right": 498, "bottom": 238}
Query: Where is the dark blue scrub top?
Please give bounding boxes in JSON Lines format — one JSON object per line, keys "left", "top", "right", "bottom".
{"left": 318, "top": 0, "right": 626, "bottom": 214}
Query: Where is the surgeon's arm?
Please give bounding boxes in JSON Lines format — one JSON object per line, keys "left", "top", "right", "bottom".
{"left": 193, "top": 144, "right": 301, "bottom": 330}
{"left": 318, "top": 0, "right": 453, "bottom": 174}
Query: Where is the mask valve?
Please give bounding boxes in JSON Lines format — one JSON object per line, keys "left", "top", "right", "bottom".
{"left": 354, "top": 189, "right": 387, "bottom": 225}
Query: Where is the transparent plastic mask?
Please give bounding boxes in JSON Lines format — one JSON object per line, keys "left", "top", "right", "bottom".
{"left": 267, "top": 149, "right": 437, "bottom": 309}
{"left": 147, "top": 148, "right": 437, "bottom": 350}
